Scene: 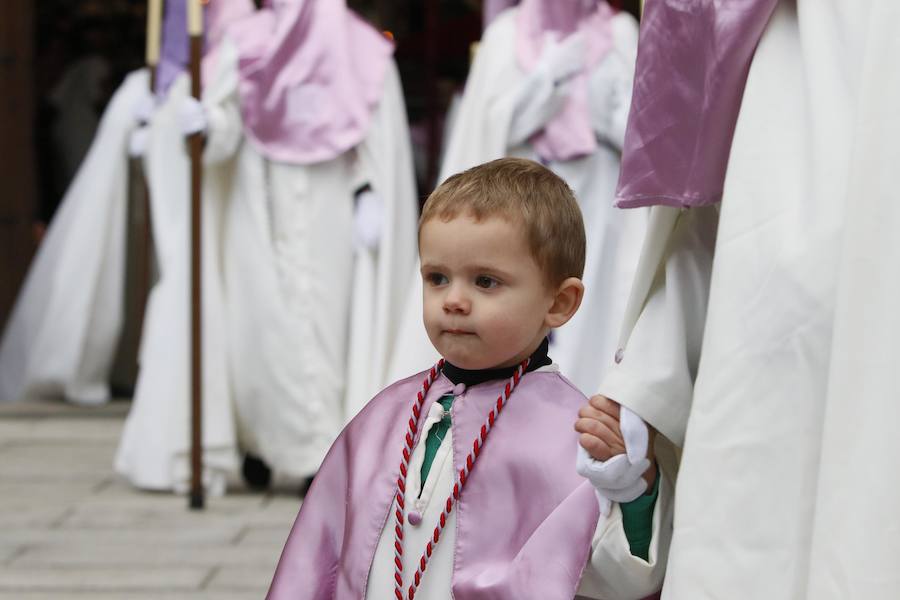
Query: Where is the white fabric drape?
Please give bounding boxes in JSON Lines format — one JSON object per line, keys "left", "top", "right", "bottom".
{"left": 0, "top": 70, "right": 145, "bottom": 405}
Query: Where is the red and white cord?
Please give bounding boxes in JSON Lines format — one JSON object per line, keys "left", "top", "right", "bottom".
{"left": 392, "top": 358, "right": 529, "bottom": 600}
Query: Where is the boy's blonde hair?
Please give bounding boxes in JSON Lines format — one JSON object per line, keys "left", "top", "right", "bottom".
{"left": 419, "top": 157, "right": 586, "bottom": 287}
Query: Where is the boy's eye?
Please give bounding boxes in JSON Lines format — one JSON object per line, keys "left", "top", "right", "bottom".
{"left": 425, "top": 272, "right": 448, "bottom": 286}
{"left": 475, "top": 275, "right": 499, "bottom": 289}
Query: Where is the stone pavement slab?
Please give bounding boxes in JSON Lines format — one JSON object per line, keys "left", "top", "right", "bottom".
{"left": 1, "top": 526, "right": 244, "bottom": 546}
{"left": 0, "top": 418, "right": 123, "bottom": 443}
{"left": 0, "top": 593, "right": 256, "bottom": 600}
{"left": 0, "top": 566, "right": 209, "bottom": 592}
{"left": 236, "top": 525, "right": 293, "bottom": 547}
{"left": 0, "top": 548, "right": 21, "bottom": 566}
{"left": 0, "top": 400, "right": 297, "bottom": 597}
{"left": 0, "top": 442, "right": 118, "bottom": 483}
{"left": 12, "top": 543, "right": 284, "bottom": 568}
{"left": 207, "top": 565, "right": 274, "bottom": 592}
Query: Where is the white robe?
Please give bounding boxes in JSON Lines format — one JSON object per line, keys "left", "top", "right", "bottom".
{"left": 387, "top": 8, "right": 646, "bottom": 398}
{"left": 0, "top": 69, "right": 144, "bottom": 405}
{"left": 600, "top": 2, "right": 900, "bottom": 597}
{"left": 211, "top": 40, "right": 417, "bottom": 478}
{"left": 114, "top": 56, "right": 240, "bottom": 493}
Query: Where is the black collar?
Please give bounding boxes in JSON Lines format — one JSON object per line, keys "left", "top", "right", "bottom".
{"left": 442, "top": 337, "right": 551, "bottom": 387}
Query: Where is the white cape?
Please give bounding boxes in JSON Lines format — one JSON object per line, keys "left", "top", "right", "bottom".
{"left": 114, "top": 69, "right": 238, "bottom": 494}
{"left": 387, "top": 8, "right": 645, "bottom": 396}
{"left": 0, "top": 69, "right": 146, "bottom": 405}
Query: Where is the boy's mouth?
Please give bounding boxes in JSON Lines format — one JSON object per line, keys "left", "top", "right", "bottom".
{"left": 444, "top": 329, "right": 476, "bottom": 336}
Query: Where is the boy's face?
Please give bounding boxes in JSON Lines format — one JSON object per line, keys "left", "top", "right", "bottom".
{"left": 419, "top": 212, "right": 555, "bottom": 370}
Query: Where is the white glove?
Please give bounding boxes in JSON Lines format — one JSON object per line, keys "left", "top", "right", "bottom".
{"left": 132, "top": 90, "right": 157, "bottom": 126}
{"left": 537, "top": 31, "right": 586, "bottom": 87}
{"left": 178, "top": 95, "right": 208, "bottom": 136}
{"left": 587, "top": 55, "right": 632, "bottom": 150}
{"left": 508, "top": 32, "right": 586, "bottom": 146}
{"left": 576, "top": 405, "right": 651, "bottom": 516}
{"left": 128, "top": 125, "right": 150, "bottom": 158}
{"left": 353, "top": 188, "right": 383, "bottom": 251}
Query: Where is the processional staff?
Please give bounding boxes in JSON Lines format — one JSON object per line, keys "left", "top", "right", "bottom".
{"left": 187, "top": 0, "right": 205, "bottom": 510}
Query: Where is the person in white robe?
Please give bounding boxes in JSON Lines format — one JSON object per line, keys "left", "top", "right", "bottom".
{"left": 197, "top": 0, "right": 417, "bottom": 484}
{"left": 387, "top": 0, "right": 646, "bottom": 398}
{"left": 0, "top": 69, "right": 148, "bottom": 405}
{"left": 597, "top": 1, "right": 900, "bottom": 598}
{"left": 113, "top": 0, "right": 253, "bottom": 494}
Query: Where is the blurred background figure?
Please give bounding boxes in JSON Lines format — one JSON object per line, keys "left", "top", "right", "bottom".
{"left": 114, "top": 0, "right": 253, "bottom": 496}
{"left": 206, "top": 0, "right": 417, "bottom": 491}
{"left": 0, "top": 4, "right": 147, "bottom": 407}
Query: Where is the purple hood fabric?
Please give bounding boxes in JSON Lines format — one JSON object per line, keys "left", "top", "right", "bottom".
{"left": 614, "top": 0, "right": 778, "bottom": 209}
{"left": 227, "top": 0, "right": 394, "bottom": 165}
{"left": 155, "top": 0, "right": 191, "bottom": 97}
{"left": 266, "top": 369, "right": 600, "bottom": 599}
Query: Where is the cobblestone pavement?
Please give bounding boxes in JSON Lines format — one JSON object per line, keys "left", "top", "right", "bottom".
{"left": 0, "top": 399, "right": 301, "bottom": 599}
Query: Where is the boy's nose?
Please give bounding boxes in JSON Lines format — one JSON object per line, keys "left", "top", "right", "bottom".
{"left": 443, "top": 287, "right": 471, "bottom": 314}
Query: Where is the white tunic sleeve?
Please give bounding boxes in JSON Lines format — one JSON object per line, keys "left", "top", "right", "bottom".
{"left": 576, "top": 438, "right": 679, "bottom": 600}
{"left": 588, "top": 12, "right": 639, "bottom": 151}
{"left": 201, "top": 38, "right": 243, "bottom": 165}
{"left": 598, "top": 205, "right": 718, "bottom": 447}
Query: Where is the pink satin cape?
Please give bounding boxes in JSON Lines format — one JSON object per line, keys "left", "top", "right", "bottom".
{"left": 614, "top": 0, "right": 779, "bottom": 208}
{"left": 515, "top": 0, "right": 615, "bottom": 162}
{"left": 226, "top": 0, "right": 394, "bottom": 165}
{"left": 266, "top": 369, "right": 600, "bottom": 599}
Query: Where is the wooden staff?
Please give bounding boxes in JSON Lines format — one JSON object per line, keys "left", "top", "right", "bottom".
{"left": 187, "top": 0, "right": 205, "bottom": 510}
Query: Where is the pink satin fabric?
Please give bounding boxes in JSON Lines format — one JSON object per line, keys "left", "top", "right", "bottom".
{"left": 266, "top": 370, "right": 600, "bottom": 599}
{"left": 226, "top": 0, "right": 393, "bottom": 165}
{"left": 614, "top": 0, "right": 779, "bottom": 209}
{"left": 201, "top": 0, "right": 256, "bottom": 86}
{"left": 515, "top": 0, "right": 615, "bottom": 162}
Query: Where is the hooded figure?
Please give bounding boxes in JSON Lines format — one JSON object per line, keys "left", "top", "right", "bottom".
{"left": 196, "top": 0, "right": 418, "bottom": 483}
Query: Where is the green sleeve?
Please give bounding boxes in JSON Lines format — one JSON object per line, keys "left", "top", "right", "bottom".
{"left": 619, "top": 472, "right": 660, "bottom": 561}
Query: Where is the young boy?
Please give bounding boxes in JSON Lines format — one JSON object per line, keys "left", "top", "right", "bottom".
{"left": 266, "top": 158, "right": 672, "bottom": 600}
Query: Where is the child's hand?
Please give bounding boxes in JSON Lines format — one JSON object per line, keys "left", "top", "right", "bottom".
{"left": 575, "top": 394, "right": 627, "bottom": 461}
{"left": 575, "top": 395, "right": 657, "bottom": 489}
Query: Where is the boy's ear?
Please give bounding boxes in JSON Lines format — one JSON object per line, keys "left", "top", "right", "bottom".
{"left": 545, "top": 277, "right": 584, "bottom": 329}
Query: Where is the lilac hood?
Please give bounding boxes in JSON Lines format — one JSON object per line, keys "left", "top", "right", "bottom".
{"left": 266, "top": 369, "right": 599, "bottom": 599}
{"left": 227, "top": 0, "right": 394, "bottom": 165}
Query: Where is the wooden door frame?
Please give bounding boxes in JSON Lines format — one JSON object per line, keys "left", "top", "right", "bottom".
{"left": 0, "top": 0, "right": 36, "bottom": 328}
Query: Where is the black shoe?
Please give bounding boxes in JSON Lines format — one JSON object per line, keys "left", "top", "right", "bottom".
{"left": 242, "top": 454, "right": 272, "bottom": 490}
